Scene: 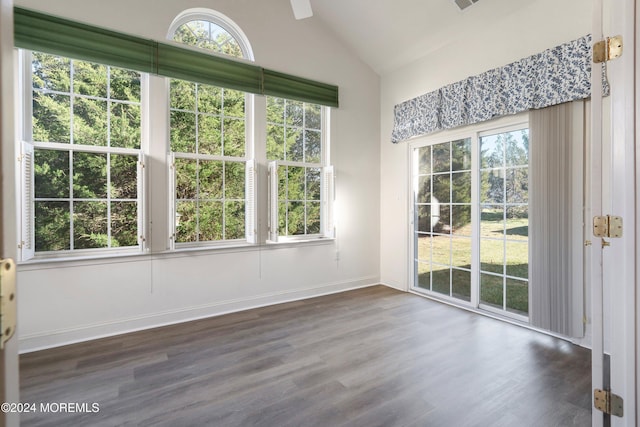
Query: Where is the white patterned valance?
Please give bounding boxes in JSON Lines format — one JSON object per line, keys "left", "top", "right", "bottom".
{"left": 392, "top": 35, "right": 607, "bottom": 143}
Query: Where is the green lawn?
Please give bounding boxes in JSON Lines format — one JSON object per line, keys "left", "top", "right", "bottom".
{"left": 417, "top": 211, "right": 529, "bottom": 316}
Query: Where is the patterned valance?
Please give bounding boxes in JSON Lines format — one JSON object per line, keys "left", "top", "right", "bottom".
{"left": 392, "top": 35, "right": 607, "bottom": 143}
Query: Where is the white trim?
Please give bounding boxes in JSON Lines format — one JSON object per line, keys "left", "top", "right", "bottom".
{"left": 167, "top": 8, "right": 255, "bottom": 62}
{"left": 18, "top": 276, "right": 379, "bottom": 353}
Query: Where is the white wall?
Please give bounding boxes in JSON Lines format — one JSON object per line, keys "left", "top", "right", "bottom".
{"left": 14, "top": 0, "right": 381, "bottom": 352}
{"left": 380, "top": 0, "right": 591, "bottom": 290}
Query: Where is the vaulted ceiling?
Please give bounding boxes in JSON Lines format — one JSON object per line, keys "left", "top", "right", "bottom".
{"left": 310, "top": 0, "right": 535, "bottom": 75}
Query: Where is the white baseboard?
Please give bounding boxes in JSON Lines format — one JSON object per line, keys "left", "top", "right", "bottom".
{"left": 19, "top": 276, "right": 380, "bottom": 353}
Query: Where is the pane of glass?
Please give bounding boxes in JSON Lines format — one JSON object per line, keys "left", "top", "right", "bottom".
{"left": 306, "top": 201, "right": 320, "bottom": 234}
{"left": 267, "top": 124, "right": 285, "bottom": 160}
{"left": 278, "top": 166, "right": 287, "bottom": 201}
{"left": 73, "top": 97, "right": 108, "bottom": 146}
{"left": 416, "top": 234, "right": 431, "bottom": 262}
{"left": 431, "top": 265, "right": 450, "bottom": 296}
{"left": 416, "top": 261, "right": 431, "bottom": 291}
{"left": 433, "top": 204, "right": 450, "bottom": 234}
{"left": 267, "top": 97, "right": 285, "bottom": 124}
{"left": 451, "top": 172, "right": 471, "bottom": 203}
{"left": 32, "top": 52, "right": 70, "bottom": 92}
{"left": 110, "top": 102, "right": 141, "bottom": 149}
{"left": 506, "top": 241, "right": 528, "bottom": 279}
{"left": 73, "top": 152, "right": 107, "bottom": 198}
{"left": 506, "top": 207, "right": 528, "bottom": 239}
{"left": 73, "top": 61, "right": 107, "bottom": 98}
{"left": 431, "top": 234, "right": 450, "bottom": 265}
{"left": 451, "top": 237, "right": 471, "bottom": 270}
{"left": 35, "top": 201, "right": 70, "bottom": 251}
{"left": 175, "top": 158, "right": 198, "bottom": 200}
{"left": 480, "top": 206, "right": 504, "bottom": 237}
{"left": 73, "top": 201, "right": 108, "bottom": 249}
{"left": 480, "top": 273, "right": 503, "bottom": 309}
{"left": 286, "top": 100, "right": 303, "bottom": 127}
{"left": 506, "top": 278, "right": 528, "bottom": 315}
{"left": 197, "top": 84, "right": 222, "bottom": 115}
{"left": 199, "top": 201, "right": 223, "bottom": 241}
{"left": 432, "top": 143, "right": 450, "bottom": 173}
{"left": 33, "top": 92, "right": 71, "bottom": 144}
{"left": 417, "top": 146, "right": 431, "bottom": 175}
{"left": 287, "top": 201, "right": 305, "bottom": 235}
{"left": 480, "top": 134, "right": 504, "bottom": 168}
{"left": 224, "top": 201, "right": 245, "bottom": 239}
{"left": 416, "top": 176, "right": 431, "bottom": 203}
{"left": 305, "top": 103, "right": 321, "bottom": 130}
{"left": 223, "top": 89, "right": 244, "bottom": 118}
{"left": 306, "top": 168, "right": 321, "bottom": 201}
{"left": 110, "top": 67, "right": 141, "bottom": 102}
{"left": 175, "top": 201, "right": 197, "bottom": 243}
{"left": 110, "top": 154, "right": 137, "bottom": 199}
{"left": 170, "top": 79, "right": 196, "bottom": 111}
{"left": 431, "top": 174, "right": 450, "bottom": 203}
{"left": 287, "top": 166, "right": 305, "bottom": 201}
{"left": 506, "top": 129, "right": 529, "bottom": 167}
{"left": 223, "top": 118, "right": 245, "bottom": 157}
{"left": 278, "top": 201, "right": 287, "bottom": 235}
{"left": 416, "top": 205, "right": 431, "bottom": 233}
{"left": 286, "top": 128, "right": 304, "bottom": 162}
{"left": 170, "top": 111, "right": 196, "bottom": 153}
{"left": 34, "top": 149, "right": 69, "bottom": 198}
{"left": 506, "top": 167, "right": 528, "bottom": 204}
{"left": 111, "top": 201, "right": 138, "bottom": 247}
{"left": 452, "top": 138, "right": 471, "bottom": 171}
{"left": 451, "top": 205, "right": 471, "bottom": 236}
{"left": 480, "top": 238, "right": 504, "bottom": 274}
{"left": 480, "top": 169, "right": 504, "bottom": 204}
{"left": 452, "top": 269, "right": 471, "bottom": 302}
{"left": 304, "top": 130, "right": 321, "bottom": 163}
{"left": 198, "top": 160, "right": 223, "bottom": 200}
{"left": 224, "top": 161, "right": 245, "bottom": 200}
{"left": 198, "top": 115, "right": 222, "bottom": 155}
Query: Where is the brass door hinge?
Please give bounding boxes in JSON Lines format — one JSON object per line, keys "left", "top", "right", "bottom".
{"left": 594, "top": 388, "right": 623, "bottom": 417}
{"left": 594, "top": 35, "right": 623, "bottom": 63}
{"left": 593, "top": 215, "right": 623, "bottom": 238}
{"left": 0, "top": 258, "right": 17, "bottom": 349}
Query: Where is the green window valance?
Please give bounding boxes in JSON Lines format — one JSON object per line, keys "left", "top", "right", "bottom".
{"left": 14, "top": 7, "right": 338, "bottom": 107}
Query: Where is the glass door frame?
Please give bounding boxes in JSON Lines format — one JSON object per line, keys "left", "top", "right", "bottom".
{"left": 408, "top": 115, "right": 529, "bottom": 322}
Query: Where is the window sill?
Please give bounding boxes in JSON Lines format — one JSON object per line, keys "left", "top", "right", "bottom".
{"left": 17, "top": 238, "right": 336, "bottom": 271}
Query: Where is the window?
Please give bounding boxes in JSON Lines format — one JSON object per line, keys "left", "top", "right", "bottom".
{"left": 267, "top": 97, "right": 333, "bottom": 241}
{"left": 16, "top": 8, "right": 336, "bottom": 261}
{"left": 411, "top": 123, "right": 529, "bottom": 320}
{"left": 168, "top": 10, "right": 256, "bottom": 248}
{"left": 169, "top": 80, "right": 249, "bottom": 245}
{"left": 22, "top": 51, "right": 143, "bottom": 260}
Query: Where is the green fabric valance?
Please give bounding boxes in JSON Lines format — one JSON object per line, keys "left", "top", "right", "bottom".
{"left": 14, "top": 7, "right": 338, "bottom": 107}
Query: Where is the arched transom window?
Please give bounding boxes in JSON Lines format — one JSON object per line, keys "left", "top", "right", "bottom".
{"left": 168, "top": 9, "right": 254, "bottom": 61}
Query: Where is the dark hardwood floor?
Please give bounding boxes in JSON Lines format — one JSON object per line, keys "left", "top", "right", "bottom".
{"left": 19, "top": 286, "right": 591, "bottom": 426}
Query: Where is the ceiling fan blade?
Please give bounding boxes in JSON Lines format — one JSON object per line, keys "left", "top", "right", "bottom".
{"left": 290, "top": 0, "right": 313, "bottom": 20}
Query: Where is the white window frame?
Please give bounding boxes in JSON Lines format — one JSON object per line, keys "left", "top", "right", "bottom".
{"left": 18, "top": 50, "right": 147, "bottom": 261}
{"left": 267, "top": 104, "right": 334, "bottom": 243}
{"left": 166, "top": 11, "right": 257, "bottom": 250}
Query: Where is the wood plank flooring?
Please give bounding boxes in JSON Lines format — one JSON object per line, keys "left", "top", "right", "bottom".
{"left": 19, "top": 286, "right": 591, "bottom": 426}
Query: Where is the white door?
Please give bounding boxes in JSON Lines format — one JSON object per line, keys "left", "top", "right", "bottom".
{"left": 591, "top": 0, "right": 637, "bottom": 426}
{"left": 0, "top": 0, "right": 19, "bottom": 426}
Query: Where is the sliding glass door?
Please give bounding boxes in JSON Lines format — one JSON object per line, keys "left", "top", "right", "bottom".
{"left": 414, "top": 138, "right": 472, "bottom": 303}
{"left": 479, "top": 129, "right": 529, "bottom": 318}
{"left": 412, "top": 124, "right": 529, "bottom": 320}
